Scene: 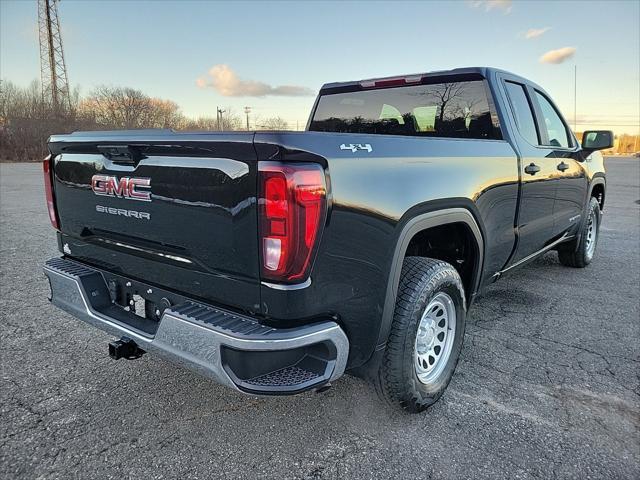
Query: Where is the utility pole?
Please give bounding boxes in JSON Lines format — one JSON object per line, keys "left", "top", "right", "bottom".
{"left": 38, "top": 0, "right": 72, "bottom": 114}
{"left": 244, "top": 106, "right": 251, "bottom": 131}
{"left": 217, "top": 107, "right": 225, "bottom": 131}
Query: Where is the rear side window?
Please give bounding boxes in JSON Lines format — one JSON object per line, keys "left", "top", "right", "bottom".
{"left": 504, "top": 82, "right": 539, "bottom": 146}
{"left": 309, "top": 80, "right": 501, "bottom": 139}
{"left": 534, "top": 91, "right": 571, "bottom": 148}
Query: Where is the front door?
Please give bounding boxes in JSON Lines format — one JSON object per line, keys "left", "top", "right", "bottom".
{"left": 530, "top": 89, "right": 589, "bottom": 237}
{"left": 501, "top": 79, "right": 559, "bottom": 263}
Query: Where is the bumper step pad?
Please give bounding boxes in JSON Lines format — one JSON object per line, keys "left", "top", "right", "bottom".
{"left": 246, "top": 366, "right": 321, "bottom": 388}
{"left": 170, "top": 301, "right": 275, "bottom": 337}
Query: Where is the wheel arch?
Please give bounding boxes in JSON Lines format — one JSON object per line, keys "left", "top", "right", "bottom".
{"left": 589, "top": 176, "right": 606, "bottom": 211}
{"left": 374, "top": 204, "right": 485, "bottom": 350}
{"left": 563, "top": 175, "right": 605, "bottom": 255}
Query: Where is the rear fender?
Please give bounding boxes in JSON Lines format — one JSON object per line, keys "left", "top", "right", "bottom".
{"left": 375, "top": 207, "right": 484, "bottom": 350}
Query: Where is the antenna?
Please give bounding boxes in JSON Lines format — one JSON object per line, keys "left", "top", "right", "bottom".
{"left": 38, "top": 0, "right": 72, "bottom": 114}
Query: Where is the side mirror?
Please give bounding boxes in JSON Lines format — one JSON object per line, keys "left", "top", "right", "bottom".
{"left": 581, "top": 130, "right": 614, "bottom": 151}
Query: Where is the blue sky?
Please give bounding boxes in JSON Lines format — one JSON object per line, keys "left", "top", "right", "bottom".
{"left": 1, "top": 0, "right": 639, "bottom": 133}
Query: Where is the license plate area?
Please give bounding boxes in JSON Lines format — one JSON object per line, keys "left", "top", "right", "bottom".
{"left": 84, "top": 267, "right": 192, "bottom": 337}
{"left": 103, "top": 273, "right": 186, "bottom": 320}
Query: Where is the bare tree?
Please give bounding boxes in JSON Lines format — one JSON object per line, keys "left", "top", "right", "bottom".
{"left": 218, "top": 109, "right": 243, "bottom": 131}
{"left": 177, "top": 108, "right": 242, "bottom": 131}
{"left": 0, "top": 80, "right": 79, "bottom": 161}
{"left": 178, "top": 116, "right": 219, "bottom": 131}
{"left": 144, "top": 98, "right": 182, "bottom": 128}
{"left": 0, "top": 80, "right": 249, "bottom": 161}
{"left": 453, "top": 96, "right": 482, "bottom": 125}
{"left": 259, "top": 116, "right": 289, "bottom": 130}
{"left": 427, "top": 83, "right": 467, "bottom": 123}
{"left": 81, "top": 86, "right": 176, "bottom": 129}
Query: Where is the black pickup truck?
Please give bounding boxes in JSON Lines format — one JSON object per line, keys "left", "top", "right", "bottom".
{"left": 43, "top": 67, "right": 612, "bottom": 412}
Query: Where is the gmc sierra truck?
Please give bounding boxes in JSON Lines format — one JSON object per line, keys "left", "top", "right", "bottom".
{"left": 42, "top": 67, "right": 612, "bottom": 412}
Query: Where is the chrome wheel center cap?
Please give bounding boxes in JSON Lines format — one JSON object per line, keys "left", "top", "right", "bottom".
{"left": 417, "top": 319, "right": 436, "bottom": 353}
{"left": 423, "top": 326, "right": 435, "bottom": 346}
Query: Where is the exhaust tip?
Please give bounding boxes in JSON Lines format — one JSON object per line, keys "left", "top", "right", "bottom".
{"left": 108, "top": 336, "right": 144, "bottom": 360}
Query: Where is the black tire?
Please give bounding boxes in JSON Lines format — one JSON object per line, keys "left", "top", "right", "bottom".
{"left": 377, "top": 257, "right": 466, "bottom": 413}
{"left": 558, "top": 197, "right": 601, "bottom": 268}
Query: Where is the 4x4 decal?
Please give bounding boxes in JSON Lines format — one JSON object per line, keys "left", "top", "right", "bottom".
{"left": 340, "top": 143, "right": 372, "bottom": 153}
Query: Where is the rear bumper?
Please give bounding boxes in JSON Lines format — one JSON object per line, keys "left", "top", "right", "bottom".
{"left": 43, "top": 257, "right": 349, "bottom": 395}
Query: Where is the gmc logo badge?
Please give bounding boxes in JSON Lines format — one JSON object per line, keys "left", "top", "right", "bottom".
{"left": 91, "top": 175, "right": 151, "bottom": 202}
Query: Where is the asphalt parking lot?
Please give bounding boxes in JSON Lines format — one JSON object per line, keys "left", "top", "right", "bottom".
{"left": 1, "top": 157, "right": 638, "bottom": 479}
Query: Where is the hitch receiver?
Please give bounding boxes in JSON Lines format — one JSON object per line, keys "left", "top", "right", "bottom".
{"left": 108, "top": 336, "right": 145, "bottom": 360}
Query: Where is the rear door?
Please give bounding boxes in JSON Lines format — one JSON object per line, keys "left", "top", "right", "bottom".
{"left": 500, "top": 78, "right": 559, "bottom": 263}
{"left": 49, "top": 131, "right": 261, "bottom": 313}
{"left": 530, "top": 89, "right": 588, "bottom": 237}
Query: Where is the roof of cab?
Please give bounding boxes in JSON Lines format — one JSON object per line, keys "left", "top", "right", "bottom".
{"left": 319, "top": 67, "right": 529, "bottom": 92}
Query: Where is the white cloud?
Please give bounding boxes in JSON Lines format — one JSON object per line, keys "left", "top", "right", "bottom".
{"left": 524, "top": 27, "right": 551, "bottom": 39}
{"left": 468, "top": 0, "right": 512, "bottom": 14}
{"left": 197, "top": 64, "right": 313, "bottom": 97}
{"left": 539, "top": 47, "right": 577, "bottom": 64}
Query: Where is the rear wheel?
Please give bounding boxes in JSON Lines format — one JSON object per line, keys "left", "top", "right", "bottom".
{"left": 558, "top": 197, "right": 601, "bottom": 268}
{"left": 378, "top": 257, "right": 466, "bottom": 413}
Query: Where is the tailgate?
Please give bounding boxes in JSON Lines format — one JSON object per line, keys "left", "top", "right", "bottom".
{"left": 49, "top": 131, "right": 261, "bottom": 313}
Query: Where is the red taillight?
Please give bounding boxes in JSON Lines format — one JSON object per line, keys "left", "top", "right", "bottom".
{"left": 42, "top": 155, "right": 59, "bottom": 230}
{"left": 259, "top": 162, "right": 327, "bottom": 283}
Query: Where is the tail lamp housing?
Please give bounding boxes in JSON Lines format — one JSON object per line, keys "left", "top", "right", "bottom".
{"left": 259, "top": 162, "right": 327, "bottom": 283}
{"left": 43, "top": 155, "right": 59, "bottom": 230}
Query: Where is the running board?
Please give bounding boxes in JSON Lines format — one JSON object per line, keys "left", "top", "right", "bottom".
{"left": 493, "top": 232, "right": 572, "bottom": 280}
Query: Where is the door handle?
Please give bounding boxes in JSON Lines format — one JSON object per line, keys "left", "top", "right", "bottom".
{"left": 557, "top": 161, "right": 569, "bottom": 172}
{"left": 524, "top": 163, "right": 541, "bottom": 175}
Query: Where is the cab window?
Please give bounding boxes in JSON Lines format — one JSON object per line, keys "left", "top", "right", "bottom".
{"left": 534, "top": 91, "right": 571, "bottom": 148}
{"left": 504, "top": 81, "right": 539, "bottom": 146}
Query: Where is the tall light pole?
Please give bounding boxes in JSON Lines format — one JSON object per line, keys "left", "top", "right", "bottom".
{"left": 244, "top": 106, "right": 251, "bottom": 131}
{"left": 573, "top": 65, "right": 577, "bottom": 132}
